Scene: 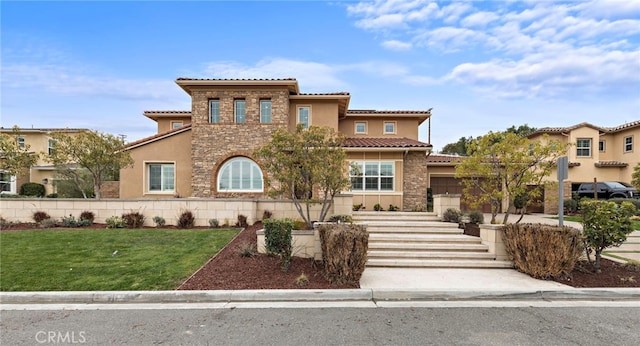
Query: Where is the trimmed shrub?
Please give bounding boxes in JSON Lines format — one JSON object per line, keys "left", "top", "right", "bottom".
{"left": 122, "top": 211, "right": 145, "bottom": 228}
{"left": 295, "top": 273, "right": 309, "bottom": 286}
{"left": 32, "top": 211, "right": 51, "bottom": 224}
{"left": 40, "top": 218, "right": 57, "bottom": 228}
{"left": 209, "top": 218, "right": 219, "bottom": 228}
{"left": 79, "top": 211, "right": 95, "bottom": 224}
{"left": 0, "top": 217, "right": 15, "bottom": 229}
{"left": 467, "top": 210, "right": 484, "bottom": 224}
{"left": 263, "top": 218, "right": 294, "bottom": 272}
{"left": 236, "top": 214, "right": 248, "bottom": 228}
{"left": 177, "top": 210, "right": 195, "bottom": 229}
{"left": 317, "top": 223, "right": 368, "bottom": 285}
{"left": 20, "top": 182, "right": 45, "bottom": 197}
{"left": 564, "top": 199, "right": 578, "bottom": 214}
{"left": 502, "top": 223, "right": 583, "bottom": 279}
{"left": 352, "top": 204, "right": 363, "bottom": 211}
{"left": 609, "top": 198, "right": 640, "bottom": 215}
{"left": 327, "top": 214, "right": 353, "bottom": 223}
{"left": 580, "top": 200, "right": 636, "bottom": 271}
{"left": 61, "top": 214, "right": 91, "bottom": 228}
{"left": 106, "top": 216, "right": 126, "bottom": 229}
{"left": 152, "top": 216, "right": 166, "bottom": 228}
{"left": 442, "top": 208, "right": 462, "bottom": 223}
{"left": 373, "top": 203, "right": 384, "bottom": 211}
{"left": 388, "top": 204, "right": 399, "bottom": 211}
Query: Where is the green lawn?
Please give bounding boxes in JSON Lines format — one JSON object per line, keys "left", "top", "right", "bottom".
{"left": 556, "top": 215, "right": 640, "bottom": 230}
{"left": 0, "top": 228, "right": 239, "bottom": 291}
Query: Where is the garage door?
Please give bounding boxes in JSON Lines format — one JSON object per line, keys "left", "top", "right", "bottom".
{"left": 430, "top": 177, "right": 494, "bottom": 213}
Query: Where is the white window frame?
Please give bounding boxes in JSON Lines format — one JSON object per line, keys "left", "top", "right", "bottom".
{"left": 297, "top": 106, "right": 310, "bottom": 129}
{"left": 217, "top": 157, "right": 264, "bottom": 192}
{"left": 354, "top": 121, "right": 367, "bottom": 134}
{"left": 383, "top": 121, "right": 397, "bottom": 134}
{"left": 576, "top": 138, "right": 591, "bottom": 157}
{"left": 48, "top": 138, "right": 55, "bottom": 155}
{"left": 209, "top": 99, "right": 220, "bottom": 123}
{"left": 17, "top": 136, "right": 25, "bottom": 149}
{"left": 260, "top": 100, "right": 272, "bottom": 124}
{"left": 235, "top": 99, "right": 246, "bottom": 123}
{"left": 599, "top": 140, "right": 605, "bottom": 152}
{"left": 171, "top": 121, "right": 183, "bottom": 129}
{"left": 146, "top": 162, "right": 175, "bottom": 193}
{"left": 624, "top": 136, "right": 633, "bottom": 152}
{"left": 349, "top": 161, "right": 395, "bottom": 192}
{"left": 0, "top": 171, "right": 17, "bottom": 194}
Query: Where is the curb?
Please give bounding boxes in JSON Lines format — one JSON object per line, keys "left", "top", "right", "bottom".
{"left": 2, "top": 288, "right": 640, "bottom": 305}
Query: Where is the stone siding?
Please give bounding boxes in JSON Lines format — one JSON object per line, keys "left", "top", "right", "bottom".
{"left": 402, "top": 151, "right": 429, "bottom": 211}
{"left": 190, "top": 88, "right": 290, "bottom": 197}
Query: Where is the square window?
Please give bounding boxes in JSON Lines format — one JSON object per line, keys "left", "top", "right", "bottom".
{"left": 576, "top": 138, "right": 591, "bottom": 157}
{"left": 148, "top": 163, "right": 175, "bottom": 192}
{"left": 383, "top": 122, "right": 396, "bottom": 134}
{"left": 624, "top": 136, "right": 633, "bottom": 152}
{"left": 599, "top": 140, "right": 605, "bottom": 152}
{"left": 298, "top": 107, "right": 310, "bottom": 129}
{"left": 235, "top": 100, "right": 246, "bottom": 123}
{"left": 209, "top": 100, "right": 220, "bottom": 123}
{"left": 260, "top": 100, "right": 272, "bottom": 123}
{"left": 171, "top": 121, "right": 183, "bottom": 129}
{"left": 355, "top": 122, "right": 367, "bottom": 134}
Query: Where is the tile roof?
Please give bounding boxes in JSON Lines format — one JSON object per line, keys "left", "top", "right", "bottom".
{"left": 343, "top": 137, "right": 431, "bottom": 148}
{"left": 595, "top": 161, "right": 628, "bottom": 167}
{"left": 347, "top": 109, "right": 432, "bottom": 115}
{"left": 607, "top": 120, "right": 640, "bottom": 132}
{"left": 297, "top": 92, "right": 350, "bottom": 96}
{"left": 144, "top": 110, "right": 192, "bottom": 115}
{"left": 123, "top": 124, "right": 192, "bottom": 150}
{"left": 529, "top": 120, "right": 640, "bottom": 136}
{"left": 426, "top": 154, "right": 464, "bottom": 164}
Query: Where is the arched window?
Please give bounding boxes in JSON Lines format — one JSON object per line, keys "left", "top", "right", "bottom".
{"left": 217, "top": 157, "right": 263, "bottom": 192}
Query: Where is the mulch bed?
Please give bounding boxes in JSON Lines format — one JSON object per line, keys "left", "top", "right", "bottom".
{"left": 178, "top": 222, "right": 358, "bottom": 290}
{"left": 550, "top": 258, "right": 640, "bottom": 288}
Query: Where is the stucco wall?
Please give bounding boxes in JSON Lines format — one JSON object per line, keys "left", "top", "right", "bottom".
{"left": 0, "top": 195, "right": 353, "bottom": 227}
{"left": 339, "top": 117, "right": 420, "bottom": 139}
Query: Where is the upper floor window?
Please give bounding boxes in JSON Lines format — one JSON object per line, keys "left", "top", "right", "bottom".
{"left": 298, "top": 106, "right": 310, "bottom": 129}
{"left": 235, "top": 100, "right": 246, "bottom": 123}
{"left": 624, "top": 136, "right": 633, "bottom": 152}
{"left": 217, "top": 157, "right": 263, "bottom": 192}
{"left": 48, "top": 139, "right": 55, "bottom": 155}
{"left": 148, "top": 163, "right": 175, "bottom": 192}
{"left": 354, "top": 122, "right": 367, "bottom": 134}
{"left": 209, "top": 100, "right": 220, "bottom": 123}
{"left": 383, "top": 121, "right": 396, "bottom": 134}
{"left": 576, "top": 138, "right": 591, "bottom": 157}
{"left": 17, "top": 136, "right": 25, "bottom": 149}
{"left": 599, "top": 140, "right": 605, "bottom": 152}
{"left": 260, "top": 100, "right": 272, "bottom": 123}
{"left": 171, "top": 121, "right": 183, "bottom": 129}
{"left": 350, "top": 161, "right": 394, "bottom": 192}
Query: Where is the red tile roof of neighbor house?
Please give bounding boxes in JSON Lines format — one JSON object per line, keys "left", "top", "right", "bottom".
{"left": 426, "top": 154, "right": 464, "bottom": 164}
{"left": 595, "top": 161, "right": 628, "bottom": 167}
{"left": 529, "top": 120, "right": 640, "bottom": 137}
{"left": 347, "top": 109, "right": 432, "bottom": 115}
{"left": 343, "top": 137, "right": 432, "bottom": 149}
{"left": 176, "top": 78, "right": 298, "bottom": 81}
{"left": 122, "top": 124, "right": 192, "bottom": 150}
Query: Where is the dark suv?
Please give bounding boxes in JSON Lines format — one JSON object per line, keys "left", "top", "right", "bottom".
{"left": 576, "top": 181, "right": 637, "bottom": 199}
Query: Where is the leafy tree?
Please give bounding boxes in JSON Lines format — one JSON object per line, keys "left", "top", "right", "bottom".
{"left": 254, "top": 125, "right": 350, "bottom": 229}
{"left": 0, "top": 126, "right": 39, "bottom": 180}
{"left": 505, "top": 124, "right": 537, "bottom": 137}
{"left": 455, "top": 131, "right": 568, "bottom": 224}
{"left": 580, "top": 200, "right": 636, "bottom": 272}
{"left": 440, "top": 136, "right": 473, "bottom": 155}
{"left": 47, "top": 130, "right": 133, "bottom": 199}
{"left": 632, "top": 163, "right": 640, "bottom": 191}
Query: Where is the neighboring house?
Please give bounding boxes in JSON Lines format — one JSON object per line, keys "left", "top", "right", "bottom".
{"left": 120, "top": 78, "right": 433, "bottom": 211}
{"left": 0, "top": 127, "right": 86, "bottom": 195}
{"left": 528, "top": 121, "right": 640, "bottom": 185}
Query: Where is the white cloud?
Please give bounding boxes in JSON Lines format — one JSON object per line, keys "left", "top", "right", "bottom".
{"left": 577, "top": 0, "right": 640, "bottom": 19}
{"left": 460, "top": 11, "right": 499, "bottom": 27}
{"left": 415, "top": 26, "right": 487, "bottom": 52}
{"left": 381, "top": 39, "right": 413, "bottom": 50}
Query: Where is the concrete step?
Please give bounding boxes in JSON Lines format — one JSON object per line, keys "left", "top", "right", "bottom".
{"left": 360, "top": 221, "right": 459, "bottom": 228}
{"left": 368, "top": 234, "right": 479, "bottom": 243}
{"left": 353, "top": 211, "right": 439, "bottom": 222}
{"left": 368, "top": 250, "right": 495, "bottom": 260}
{"left": 368, "top": 242, "right": 488, "bottom": 252}
{"left": 366, "top": 228, "right": 463, "bottom": 236}
{"left": 366, "top": 258, "right": 513, "bottom": 268}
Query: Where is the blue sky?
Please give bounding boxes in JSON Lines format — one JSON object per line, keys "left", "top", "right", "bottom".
{"left": 2, "top": 0, "right": 639, "bottom": 152}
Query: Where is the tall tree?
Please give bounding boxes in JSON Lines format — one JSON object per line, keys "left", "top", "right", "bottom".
{"left": 505, "top": 124, "right": 537, "bottom": 137}
{"left": 440, "top": 136, "right": 473, "bottom": 155}
{"left": 455, "top": 131, "right": 568, "bottom": 224}
{"left": 0, "top": 126, "right": 39, "bottom": 187}
{"left": 47, "top": 130, "right": 133, "bottom": 199}
{"left": 255, "top": 125, "right": 350, "bottom": 229}
{"left": 632, "top": 163, "right": 640, "bottom": 191}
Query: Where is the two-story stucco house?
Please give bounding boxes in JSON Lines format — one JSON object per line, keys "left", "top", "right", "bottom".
{"left": 120, "top": 78, "right": 433, "bottom": 211}
{"left": 0, "top": 127, "right": 87, "bottom": 196}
